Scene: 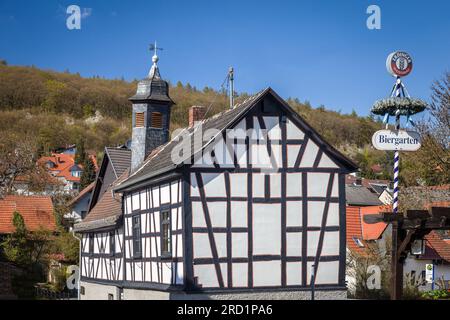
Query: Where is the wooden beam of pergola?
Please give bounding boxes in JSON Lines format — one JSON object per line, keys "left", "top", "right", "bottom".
{"left": 361, "top": 206, "right": 450, "bottom": 300}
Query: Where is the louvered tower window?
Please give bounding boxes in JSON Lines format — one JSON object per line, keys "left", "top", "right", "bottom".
{"left": 151, "top": 112, "right": 163, "bottom": 128}
{"left": 135, "top": 112, "right": 145, "bottom": 127}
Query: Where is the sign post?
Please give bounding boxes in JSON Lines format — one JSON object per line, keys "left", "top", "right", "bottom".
{"left": 425, "top": 264, "right": 435, "bottom": 290}
{"left": 371, "top": 51, "right": 427, "bottom": 300}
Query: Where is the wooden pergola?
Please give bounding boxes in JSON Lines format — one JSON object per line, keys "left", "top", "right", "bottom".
{"left": 363, "top": 206, "right": 450, "bottom": 300}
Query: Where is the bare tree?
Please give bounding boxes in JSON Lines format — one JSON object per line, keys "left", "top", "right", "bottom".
{"left": 0, "top": 133, "right": 38, "bottom": 196}
{"left": 403, "top": 72, "right": 450, "bottom": 186}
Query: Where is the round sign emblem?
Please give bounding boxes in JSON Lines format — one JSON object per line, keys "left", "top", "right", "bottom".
{"left": 386, "top": 51, "right": 413, "bottom": 77}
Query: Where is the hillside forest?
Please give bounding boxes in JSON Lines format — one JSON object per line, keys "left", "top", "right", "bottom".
{"left": 0, "top": 60, "right": 448, "bottom": 191}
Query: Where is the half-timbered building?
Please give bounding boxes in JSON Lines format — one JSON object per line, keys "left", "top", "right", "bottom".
{"left": 75, "top": 52, "right": 357, "bottom": 300}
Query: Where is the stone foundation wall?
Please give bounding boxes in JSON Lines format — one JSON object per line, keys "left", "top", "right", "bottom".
{"left": 80, "top": 281, "right": 347, "bottom": 300}
{"left": 79, "top": 281, "right": 120, "bottom": 300}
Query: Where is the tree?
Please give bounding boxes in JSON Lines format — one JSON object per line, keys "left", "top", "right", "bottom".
{"left": 1, "top": 211, "right": 52, "bottom": 267}
{"left": 80, "top": 156, "right": 96, "bottom": 190}
{"left": 74, "top": 138, "right": 87, "bottom": 165}
{"left": 0, "top": 133, "right": 38, "bottom": 196}
{"left": 1, "top": 211, "right": 53, "bottom": 299}
{"left": 52, "top": 229, "right": 79, "bottom": 264}
{"left": 347, "top": 238, "right": 391, "bottom": 299}
{"left": 402, "top": 71, "right": 450, "bottom": 186}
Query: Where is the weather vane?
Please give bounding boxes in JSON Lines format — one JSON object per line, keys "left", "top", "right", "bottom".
{"left": 149, "top": 41, "right": 163, "bottom": 57}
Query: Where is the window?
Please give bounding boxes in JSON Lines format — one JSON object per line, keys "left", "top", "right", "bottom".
{"left": 80, "top": 286, "right": 85, "bottom": 295}
{"left": 410, "top": 270, "right": 416, "bottom": 285}
{"left": 151, "top": 112, "right": 163, "bottom": 128}
{"left": 132, "top": 215, "right": 142, "bottom": 258}
{"left": 135, "top": 112, "right": 145, "bottom": 128}
{"left": 89, "top": 233, "right": 94, "bottom": 254}
{"left": 160, "top": 210, "right": 171, "bottom": 257}
{"left": 352, "top": 236, "right": 364, "bottom": 248}
{"left": 109, "top": 231, "right": 115, "bottom": 256}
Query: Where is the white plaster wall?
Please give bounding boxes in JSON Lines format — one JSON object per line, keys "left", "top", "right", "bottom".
{"left": 79, "top": 281, "right": 119, "bottom": 300}
{"left": 404, "top": 257, "right": 450, "bottom": 291}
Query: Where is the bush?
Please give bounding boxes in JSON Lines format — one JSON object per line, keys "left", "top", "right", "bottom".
{"left": 421, "top": 289, "right": 450, "bottom": 300}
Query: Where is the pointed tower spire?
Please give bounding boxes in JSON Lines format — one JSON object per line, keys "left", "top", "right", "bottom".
{"left": 129, "top": 42, "right": 174, "bottom": 172}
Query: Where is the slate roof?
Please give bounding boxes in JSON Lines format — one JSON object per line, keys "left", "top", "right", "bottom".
{"left": 105, "top": 147, "right": 131, "bottom": 178}
{"left": 345, "top": 175, "right": 389, "bottom": 187}
{"left": 369, "top": 183, "right": 388, "bottom": 196}
{"left": 74, "top": 169, "right": 129, "bottom": 232}
{"left": 116, "top": 88, "right": 358, "bottom": 192}
{"left": 0, "top": 195, "right": 56, "bottom": 233}
{"left": 346, "top": 185, "right": 383, "bottom": 206}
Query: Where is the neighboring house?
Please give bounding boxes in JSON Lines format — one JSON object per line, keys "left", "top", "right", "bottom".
{"left": 0, "top": 195, "right": 57, "bottom": 299}
{"left": 65, "top": 182, "right": 95, "bottom": 228}
{"left": 56, "top": 144, "right": 77, "bottom": 155}
{"left": 14, "top": 152, "right": 98, "bottom": 194}
{"left": 87, "top": 146, "right": 131, "bottom": 214}
{"left": 404, "top": 230, "right": 450, "bottom": 291}
{"left": 0, "top": 195, "right": 57, "bottom": 235}
{"left": 346, "top": 202, "right": 450, "bottom": 293}
{"left": 74, "top": 53, "right": 358, "bottom": 300}
{"left": 345, "top": 205, "right": 390, "bottom": 294}
{"left": 378, "top": 188, "right": 393, "bottom": 205}
{"left": 345, "top": 175, "right": 389, "bottom": 188}
{"left": 12, "top": 171, "right": 61, "bottom": 196}
{"left": 64, "top": 145, "right": 131, "bottom": 228}
{"left": 346, "top": 185, "right": 383, "bottom": 207}
{"left": 38, "top": 153, "right": 95, "bottom": 192}
{"left": 403, "top": 201, "right": 450, "bottom": 291}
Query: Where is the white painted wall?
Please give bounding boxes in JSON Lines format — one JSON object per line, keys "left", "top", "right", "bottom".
{"left": 404, "top": 256, "right": 450, "bottom": 291}
{"left": 190, "top": 115, "right": 344, "bottom": 289}
{"left": 80, "top": 228, "right": 124, "bottom": 281}
{"left": 123, "top": 179, "right": 184, "bottom": 285}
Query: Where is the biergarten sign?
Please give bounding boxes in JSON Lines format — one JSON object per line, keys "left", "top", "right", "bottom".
{"left": 372, "top": 129, "right": 421, "bottom": 151}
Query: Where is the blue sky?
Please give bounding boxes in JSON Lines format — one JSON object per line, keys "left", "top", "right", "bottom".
{"left": 1, "top": 0, "right": 449, "bottom": 116}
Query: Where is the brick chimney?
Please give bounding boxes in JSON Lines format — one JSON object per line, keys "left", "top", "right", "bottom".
{"left": 189, "top": 106, "right": 206, "bottom": 127}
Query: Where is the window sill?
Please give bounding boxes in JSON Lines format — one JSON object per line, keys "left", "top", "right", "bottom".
{"left": 160, "top": 254, "right": 172, "bottom": 261}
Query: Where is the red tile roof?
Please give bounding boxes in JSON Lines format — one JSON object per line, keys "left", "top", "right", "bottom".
{"left": 38, "top": 153, "right": 98, "bottom": 183}
{"left": 346, "top": 205, "right": 391, "bottom": 256}
{"left": 421, "top": 231, "right": 450, "bottom": 263}
{"left": 360, "top": 205, "right": 391, "bottom": 240}
{"left": 426, "top": 201, "right": 450, "bottom": 209}
{"left": 346, "top": 206, "right": 366, "bottom": 255}
{"left": 0, "top": 195, "right": 56, "bottom": 233}
{"left": 39, "top": 153, "right": 79, "bottom": 182}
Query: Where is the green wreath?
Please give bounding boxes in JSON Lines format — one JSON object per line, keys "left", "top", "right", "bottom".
{"left": 371, "top": 97, "right": 427, "bottom": 116}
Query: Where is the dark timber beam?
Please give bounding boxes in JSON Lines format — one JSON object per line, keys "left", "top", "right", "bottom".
{"left": 364, "top": 206, "right": 450, "bottom": 300}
